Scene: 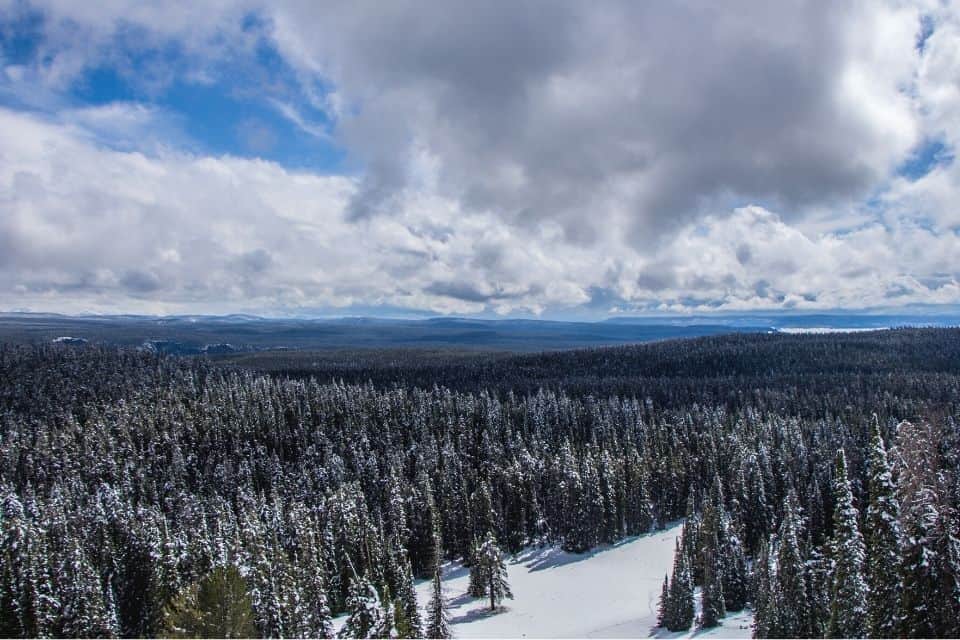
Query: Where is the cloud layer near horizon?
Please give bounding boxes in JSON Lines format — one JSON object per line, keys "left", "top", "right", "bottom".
{"left": 1, "top": 0, "right": 959, "bottom": 317}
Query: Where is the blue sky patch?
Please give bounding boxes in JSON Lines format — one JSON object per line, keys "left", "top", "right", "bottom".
{"left": 897, "top": 138, "right": 952, "bottom": 180}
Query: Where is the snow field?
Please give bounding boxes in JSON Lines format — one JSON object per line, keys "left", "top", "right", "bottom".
{"left": 334, "top": 521, "right": 753, "bottom": 638}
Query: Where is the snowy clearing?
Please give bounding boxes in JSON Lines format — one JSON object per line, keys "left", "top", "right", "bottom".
{"left": 334, "top": 522, "right": 753, "bottom": 638}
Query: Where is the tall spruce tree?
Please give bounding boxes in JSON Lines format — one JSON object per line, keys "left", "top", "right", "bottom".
{"left": 467, "top": 538, "right": 486, "bottom": 598}
{"left": 394, "top": 555, "right": 423, "bottom": 639}
{"left": 425, "top": 562, "right": 451, "bottom": 639}
{"left": 865, "top": 421, "right": 902, "bottom": 638}
{"left": 932, "top": 506, "right": 960, "bottom": 639}
{"left": 667, "top": 536, "right": 694, "bottom": 632}
{"left": 774, "top": 493, "right": 809, "bottom": 638}
{"left": 476, "top": 531, "right": 512, "bottom": 611}
{"left": 827, "top": 449, "right": 868, "bottom": 638}
{"left": 338, "top": 571, "right": 389, "bottom": 639}
{"left": 656, "top": 573, "right": 670, "bottom": 629}
{"left": 751, "top": 538, "right": 776, "bottom": 639}
{"left": 162, "top": 565, "right": 257, "bottom": 639}
{"left": 700, "top": 532, "right": 725, "bottom": 628}
{"left": 898, "top": 486, "right": 940, "bottom": 638}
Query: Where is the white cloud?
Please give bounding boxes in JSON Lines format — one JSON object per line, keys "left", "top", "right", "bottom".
{"left": 1, "top": 1, "right": 959, "bottom": 315}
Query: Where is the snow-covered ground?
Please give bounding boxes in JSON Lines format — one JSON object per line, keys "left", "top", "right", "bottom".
{"left": 334, "top": 522, "right": 753, "bottom": 638}
{"left": 777, "top": 327, "right": 887, "bottom": 334}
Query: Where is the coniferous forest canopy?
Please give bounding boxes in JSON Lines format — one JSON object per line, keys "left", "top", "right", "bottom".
{"left": 1, "top": 329, "right": 960, "bottom": 638}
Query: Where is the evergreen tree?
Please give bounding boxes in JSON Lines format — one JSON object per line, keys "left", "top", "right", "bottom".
{"left": 700, "top": 530, "right": 725, "bottom": 628}
{"left": 476, "top": 531, "right": 512, "bottom": 611}
{"left": 865, "top": 421, "right": 902, "bottom": 638}
{"left": 338, "top": 571, "right": 388, "bottom": 639}
{"left": 56, "top": 539, "right": 112, "bottom": 638}
{"left": 773, "top": 494, "right": 809, "bottom": 638}
{"left": 467, "top": 538, "right": 486, "bottom": 598}
{"left": 898, "top": 485, "right": 940, "bottom": 639}
{"left": 751, "top": 538, "right": 775, "bottom": 639}
{"left": 804, "top": 543, "right": 831, "bottom": 639}
{"left": 656, "top": 573, "right": 670, "bottom": 629}
{"left": 932, "top": 506, "right": 960, "bottom": 639}
{"left": 666, "top": 537, "right": 694, "bottom": 632}
{"left": 826, "top": 449, "right": 868, "bottom": 638}
{"left": 425, "top": 562, "right": 451, "bottom": 639}
{"left": 162, "top": 565, "right": 257, "bottom": 638}
{"left": 394, "top": 555, "right": 423, "bottom": 639}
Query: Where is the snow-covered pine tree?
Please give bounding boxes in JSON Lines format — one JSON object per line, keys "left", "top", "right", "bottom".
{"left": 338, "top": 571, "right": 388, "bottom": 639}
{"left": 682, "top": 489, "right": 702, "bottom": 586}
{"left": 896, "top": 420, "right": 941, "bottom": 638}
{"left": 898, "top": 485, "right": 940, "bottom": 638}
{"left": 827, "top": 449, "right": 868, "bottom": 638}
{"left": 56, "top": 539, "right": 110, "bottom": 638}
{"left": 865, "top": 420, "right": 902, "bottom": 638}
{"left": 700, "top": 532, "right": 725, "bottom": 628}
{"left": 804, "top": 541, "right": 831, "bottom": 638}
{"left": 750, "top": 538, "right": 775, "bottom": 639}
{"left": 933, "top": 505, "right": 960, "bottom": 638}
{"left": 467, "top": 538, "right": 487, "bottom": 598}
{"left": 477, "top": 531, "right": 512, "bottom": 611}
{"left": 773, "top": 493, "right": 809, "bottom": 638}
{"left": 394, "top": 555, "right": 423, "bottom": 639}
{"left": 667, "top": 536, "right": 694, "bottom": 631}
{"left": 425, "top": 558, "right": 451, "bottom": 639}
{"left": 657, "top": 573, "right": 671, "bottom": 629}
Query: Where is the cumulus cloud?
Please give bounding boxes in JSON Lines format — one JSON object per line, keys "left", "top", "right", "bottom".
{"left": 1, "top": 0, "right": 959, "bottom": 316}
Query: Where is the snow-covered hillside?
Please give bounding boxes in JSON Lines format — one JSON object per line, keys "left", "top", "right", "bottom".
{"left": 335, "top": 522, "right": 753, "bottom": 638}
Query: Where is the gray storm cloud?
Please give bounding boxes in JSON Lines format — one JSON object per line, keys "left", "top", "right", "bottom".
{"left": 267, "top": 1, "right": 918, "bottom": 243}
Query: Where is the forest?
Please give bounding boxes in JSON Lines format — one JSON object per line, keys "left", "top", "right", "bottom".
{"left": 1, "top": 328, "right": 959, "bottom": 638}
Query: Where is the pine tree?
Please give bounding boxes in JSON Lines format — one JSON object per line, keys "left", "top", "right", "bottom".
{"left": 424, "top": 562, "right": 451, "bottom": 639}
{"left": 932, "top": 506, "right": 960, "bottom": 639}
{"left": 865, "top": 421, "right": 901, "bottom": 638}
{"left": 425, "top": 510, "right": 451, "bottom": 639}
{"left": 667, "top": 537, "right": 694, "bottom": 631}
{"left": 774, "top": 494, "right": 809, "bottom": 638}
{"left": 338, "top": 571, "right": 388, "bottom": 639}
{"left": 896, "top": 420, "right": 941, "bottom": 638}
{"left": 57, "top": 539, "right": 111, "bottom": 638}
{"left": 476, "top": 531, "right": 512, "bottom": 611}
{"left": 162, "top": 565, "right": 257, "bottom": 638}
{"left": 700, "top": 530, "right": 725, "bottom": 628}
{"left": 827, "top": 449, "right": 868, "bottom": 638}
{"left": 898, "top": 485, "right": 940, "bottom": 639}
{"left": 656, "top": 573, "right": 671, "bottom": 629}
{"left": 394, "top": 555, "right": 423, "bottom": 639}
{"left": 467, "top": 538, "right": 486, "bottom": 598}
{"left": 751, "top": 538, "right": 775, "bottom": 639}
{"left": 804, "top": 542, "right": 831, "bottom": 639}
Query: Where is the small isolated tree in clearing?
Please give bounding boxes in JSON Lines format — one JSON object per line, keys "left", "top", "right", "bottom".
{"left": 161, "top": 565, "right": 257, "bottom": 638}
{"left": 476, "top": 531, "right": 513, "bottom": 611}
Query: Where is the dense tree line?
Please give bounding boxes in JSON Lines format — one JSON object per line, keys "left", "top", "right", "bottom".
{"left": 0, "top": 330, "right": 958, "bottom": 637}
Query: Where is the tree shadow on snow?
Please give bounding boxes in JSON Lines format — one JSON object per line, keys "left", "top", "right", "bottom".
{"left": 515, "top": 521, "right": 684, "bottom": 572}
{"left": 448, "top": 605, "right": 510, "bottom": 625}
{"left": 446, "top": 592, "right": 477, "bottom": 608}
{"left": 441, "top": 563, "right": 470, "bottom": 581}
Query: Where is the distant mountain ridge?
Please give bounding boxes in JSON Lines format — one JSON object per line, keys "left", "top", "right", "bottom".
{"left": 0, "top": 311, "right": 957, "bottom": 353}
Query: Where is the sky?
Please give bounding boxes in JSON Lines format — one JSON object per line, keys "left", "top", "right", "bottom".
{"left": 0, "top": 0, "right": 959, "bottom": 319}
